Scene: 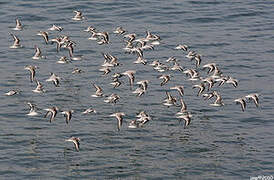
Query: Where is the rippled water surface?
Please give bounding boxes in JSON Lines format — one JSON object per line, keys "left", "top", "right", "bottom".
{"left": 0, "top": 0, "right": 273, "bottom": 179}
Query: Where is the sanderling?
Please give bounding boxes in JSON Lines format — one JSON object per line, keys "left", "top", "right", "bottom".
{"left": 110, "top": 112, "right": 125, "bottom": 131}
{"left": 177, "top": 112, "right": 192, "bottom": 128}
{"left": 159, "top": 74, "right": 171, "bottom": 86}
{"left": 136, "top": 80, "right": 149, "bottom": 91}
{"left": 13, "top": 19, "right": 23, "bottom": 31}
{"left": 194, "top": 54, "right": 202, "bottom": 67}
{"left": 113, "top": 26, "right": 126, "bottom": 35}
{"left": 128, "top": 120, "right": 140, "bottom": 129}
{"left": 122, "top": 70, "right": 136, "bottom": 88}
{"left": 32, "top": 80, "right": 45, "bottom": 93}
{"left": 66, "top": 137, "right": 80, "bottom": 151}
{"left": 48, "top": 24, "right": 63, "bottom": 32}
{"left": 245, "top": 93, "right": 259, "bottom": 107}
{"left": 46, "top": 73, "right": 60, "bottom": 87}
{"left": 193, "top": 83, "right": 205, "bottom": 96}
{"left": 44, "top": 106, "right": 58, "bottom": 123}
{"left": 82, "top": 108, "right": 97, "bottom": 114}
{"left": 110, "top": 78, "right": 122, "bottom": 88}
{"left": 202, "top": 77, "right": 215, "bottom": 91}
{"left": 202, "top": 92, "right": 215, "bottom": 100}
{"left": 64, "top": 42, "right": 83, "bottom": 61}
{"left": 132, "top": 87, "right": 145, "bottom": 97}
{"left": 72, "top": 68, "right": 83, "bottom": 74}
{"left": 5, "top": 90, "right": 19, "bottom": 96}
{"left": 50, "top": 37, "right": 62, "bottom": 52}
{"left": 95, "top": 32, "right": 109, "bottom": 44}
{"left": 203, "top": 63, "right": 217, "bottom": 74}
{"left": 26, "top": 102, "right": 39, "bottom": 116}
{"left": 234, "top": 97, "right": 246, "bottom": 112}
{"left": 163, "top": 91, "right": 177, "bottom": 107}
{"left": 57, "top": 56, "right": 69, "bottom": 64}
{"left": 166, "top": 56, "right": 177, "bottom": 63}
{"left": 210, "top": 91, "right": 224, "bottom": 107}
{"left": 91, "top": 84, "right": 103, "bottom": 97}
{"left": 186, "top": 51, "right": 196, "bottom": 60}
{"left": 183, "top": 69, "right": 200, "bottom": 81}
{"left": 99, "top": 67, "right": 111, "bottom": 76}
{"left": 226, "top": 76, "right": 238, "bottom": 88}
{"left": 175, "top": 44, "right": 188, "bottom": 51}
{"left": 9, "top": 33, "right": 22, "bottom": 48}
{"left": 32, "top": 45, "right": 45, "bottom": 60}
{"left": 37, "top": 31, "right": 49, "bottom": 44}
{"left": 61, "top": 110, "right": 74, "bottom": 124}
{"left": 24, "top": 65, "right": 38, "bottom": 82}
{"left": 72, "top": 10, "right": 84, "bottom": 21}
{"left": 104, "top": 93, "right": 120, "bottom": 104}
{"left": 170, "top": 62, "right": 183, "bottom": 72}
{"left": 134, "top": 56, "right": 147, "bottom": 65}
{"left": 124, "top": 33, "right": 136, "bottom": 42}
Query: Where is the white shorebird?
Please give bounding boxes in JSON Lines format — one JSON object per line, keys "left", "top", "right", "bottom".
{"left": 46, "top": 73, "right": 60, "bottom": 87}
{"left": 245, "top": 93, "right": 259, "bottom": 107}
{"left": 136, "top": 111, "right": 151, "bottom": 126}
{"left": 32, "top": 80, "right": 45, "bottom": 93}
{"left": 128, "top": 120, "right": 141, "bottom": 129}
{"left": 26, "top": 102, "right": 39, "bottom": 116}
{"left": 37, "top": 31, "right": 49, "bottom": 44}
{"left": 82, "top": 108, "right": 97, "bottom": 114}
{"left": 61, "top": 110, "right": 74, "bottom": 124}
{"left": 136, "top": 80, "right": 149, "bottom": 91}
{"left": 64, "top": 42, "right": 83, "bottom": 61}
{"left": 66, "top": 137, "right": 80, "bottom": 151}
{"left": 159, "top": 74, "right": 171, "bottom": 86}
{"left": 210, "top": 91, "right": 224, "bottom": 107}
{"left": 170, "top": 62, "right": 183, "bottom": 72}
{"left": 202, "top": 77, "right": 215, "bottom": 91}
{"left": 132, "top": 87, "right": 145, "bottom": 97}
{"left": 72, "top": 68, "right": 83, "bottom": 74}
{"left": 226, "top": 76, "right": 238, "bottom": 88}
{"left": 163, "top": 91, "right": 178, "bottom": 107}
{"left": 99, "top": 67, "right": 111, "bottom": 75}
{"left": 175, "top": 44, "right": 188, "bottom": 51}
{"left": 91, "top": 84, "right": 103, "bottom": 97}
{"left": 32, "top": 45, "right": 45, "bottom": 60}
{"left": 9, "top": 33, "right": 22, "bottom": 48}
{"left": 110, "top": 78, "right": 122, "bottom": 88}
{"left": 5, "top": 90, "right": 19, "bottom": 96}
{"left": 57, "top": 56, "right": 69, "bottom": 64}
{"left": 194, "top": 54, "right": 202, "bottom": 67}
{"left": 13, "top": 19, "right": 23, "bottom": 31}
{"left": 110, "top": 112, "right": 125, "bottom": 131}
{"left": 104, "top": 94, "right": 120, "bottom": 104}
{"left": 44, "top": 106, "right": 58, "bottom": 123}
{"left": 203, "top": 63, "right": 217, "bottom": 74}
{"left": 24, "top": 65, "right": 38, "bottom": 82}
{"left": 72, "top": 10, "right": 84, "bottom": 21}
{"left": 234, "top": 97, "right": 246, "bottom": 112}
{"left": 193, "top": 83, "right": 205, "bottom": 96}
{"left": 177, "top": 112, "right": 192, "bottom": 128}
{"left": 134, "top": 56, "right": 147, "bottom": 65}
{"left": 113, "top": 26, "right": 126, "bottom": 35}
{"left": 48, "top": 24, "right": 63, "bottom": 32}
{"left": 186, "top": 51, "right": 196, "bottom": 60}
{"left": 122, "top": 70, "right": 136, "bottom": 88}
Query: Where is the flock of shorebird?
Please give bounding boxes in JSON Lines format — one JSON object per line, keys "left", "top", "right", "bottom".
{"left": 5, "top": 11, "right": 260, "bottom": 152}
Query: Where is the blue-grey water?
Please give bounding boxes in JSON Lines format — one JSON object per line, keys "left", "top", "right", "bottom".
{"left": 0, "top": 0, "right": 273, "bottom": 179}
